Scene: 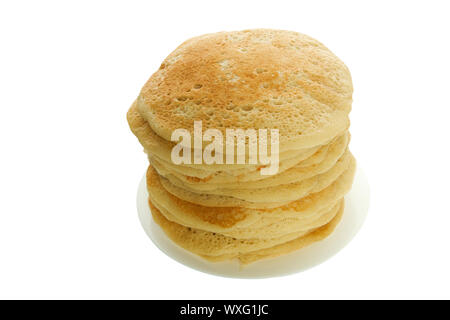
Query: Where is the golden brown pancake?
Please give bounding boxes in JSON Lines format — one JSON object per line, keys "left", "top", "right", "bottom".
{"left": 158, "top": 151, "right": 353, "bottom": 204}
{"left": 146, "top": 156, "right": 356, "bottom": 234}
{"left": 152, "top": 133, "right": 349, "bottom": 191}
{"left": 150, "top": 199, "right": 344, "bottom": 264}
{"left": 137, "top": 29, "right": 352, "bottom": 151}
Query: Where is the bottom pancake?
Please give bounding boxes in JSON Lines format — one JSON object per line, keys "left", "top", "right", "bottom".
{"left": 149, "top": 198, "right": 344, "bottom": 265}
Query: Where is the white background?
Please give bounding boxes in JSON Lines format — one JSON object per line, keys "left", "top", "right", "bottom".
{"left": 1, "top": 0, "right": 449, "bottom": 299}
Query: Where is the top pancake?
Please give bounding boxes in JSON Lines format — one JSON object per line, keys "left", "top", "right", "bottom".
{"left": 137, "top": 29, "right": 353, "bottom": 151}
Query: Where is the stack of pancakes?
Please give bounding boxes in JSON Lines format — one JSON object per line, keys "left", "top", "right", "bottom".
{"left": 128, "top": 29, "right": 356, "bottom": 264}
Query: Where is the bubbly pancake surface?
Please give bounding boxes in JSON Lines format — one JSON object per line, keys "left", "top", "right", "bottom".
{"left": 137, "top": 29, "right": 353, "bottom": 151}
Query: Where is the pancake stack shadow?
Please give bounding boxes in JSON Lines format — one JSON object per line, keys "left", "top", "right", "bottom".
{"left": 128, "top": 29, "right": 356, "bottom": 265}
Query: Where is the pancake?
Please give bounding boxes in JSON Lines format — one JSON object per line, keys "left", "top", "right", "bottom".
{"left": 146, "top": 155, "right": 356, "bottom": 234}
{"left": 137, "top": 29, "right": 352, "bottom": 151}
{"left": 154, "top": 196, "right": 342, "bottom": 239}
{"left": 153, "top": 133, "right": 349, "bottom": 190}
{"left": 128, "top": 101, "right": 322, "bottom": 174}
{"left": 203, "top": 201, "right": 344, "bottom": 264}
{"left": 158, "top": 150, "right": 353, "bottom": 204}
{"left": 148, "top": 140, "right": 318, "bottom": 180}
{"left": 150, "top": 198, "right": 344, "bottom": 264}
{"left": 150, "top": 200, "right": 310, "bottom": 257}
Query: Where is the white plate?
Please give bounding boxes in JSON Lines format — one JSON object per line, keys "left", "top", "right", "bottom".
{"left": 137, "top": 166, "right": 370, "bottom": 279}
